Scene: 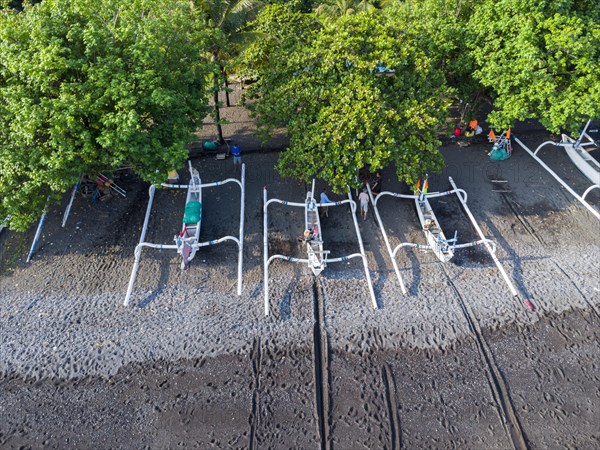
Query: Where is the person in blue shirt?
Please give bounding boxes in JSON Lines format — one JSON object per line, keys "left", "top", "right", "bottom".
{"left": 320, "top": 189, "right": 332, "bottom": 217}
{"left": 231, "top": 144, "right": 241, "bottom": 172}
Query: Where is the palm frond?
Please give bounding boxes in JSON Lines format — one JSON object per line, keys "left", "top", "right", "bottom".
{"left": 231, "top": 0, "right": 261, "bottom": 15}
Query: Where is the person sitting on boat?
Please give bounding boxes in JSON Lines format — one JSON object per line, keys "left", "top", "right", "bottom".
{"left": 311, "top": 226, "right": 319, "bottom": 240}
{"left": 424, "top": 219, "right": 436, "bottom": 230}
{"left": 299, "top": 229, "right": 312, "bottom": 243}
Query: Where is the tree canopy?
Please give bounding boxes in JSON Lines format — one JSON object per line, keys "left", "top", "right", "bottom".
{"left": 1, "top": 0, "right": 598, "bottom": 230}
{"left": 314, "top": 0, "right": 380, "bottom": 22}
{"left": 242, "top": 4, "right": 450, "bottom": 193}
{"left": 468, "top": 0, "right": 600, "bottom": 133}
{"left": 0, "top": 0, "right": 213, "bottom": 230}
{"left": 384, "top": 0, "right": 480, "bottom": 103}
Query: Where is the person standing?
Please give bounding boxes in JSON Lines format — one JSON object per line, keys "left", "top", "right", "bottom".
{"left": 320, "top": 188, "right": 332, "bottom": 217}
{"left": 231, "top": 143, "right": 241, "bottom": 172}
{"left": 358, "top": 188, "right": 370, "bottom": 221}
{"left": 371, "top": 171, "right": 382, "bottom": 195}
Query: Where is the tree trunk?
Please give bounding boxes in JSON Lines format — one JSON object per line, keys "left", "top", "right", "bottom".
{"left": 224, "top": 73, "right": 231, "bottom": 107}
{"left": 455, "top": 0, "right": 463, "bottom": 18}
{"left": 213, "top": 72, "right": 225, "bottom": 145}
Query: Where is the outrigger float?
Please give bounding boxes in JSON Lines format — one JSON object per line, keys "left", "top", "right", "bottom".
{"left": 512, "top": 120, "right": 599, "bottom": 220}
{"left": 263, "top": 180, "right": 376, "bottom": 316}
{"left": 367, "top": 177, "right": 522, "bottom": 300}
{"left": 124, "top": 161, "right": 245, "bottom": 306}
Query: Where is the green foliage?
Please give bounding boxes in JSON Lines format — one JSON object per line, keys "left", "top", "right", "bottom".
{"left": 314, "top": 0, "right": 379, "bottom": 22}
{"left": 197, "top": 0, "right": 262, "bottom": 59}
{"left": 237, "top": 3, "right": 319, "bottom": 87}
{"left": 266, "top": 0, "right": 315, "bottom": 13}
{"left": 0, "top": 0, "right": 213, "bottom": 230}
{"left": 242, "top": 6, "right": 449, "bottom": 192}
{"left": 195, "top": 0, "right": 262, "bottom": 143}
{"left": 468, "top": 0, "right": 600, "bottom": 132}
{"left": 385, "top": 0, "right": 483, "bottom": 102}
{"left": 2, "top": 0, "right": 594, "bottom": 233}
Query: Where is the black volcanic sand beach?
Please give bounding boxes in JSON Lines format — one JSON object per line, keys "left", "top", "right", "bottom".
{"left": 1, "top": 311, "right": 598, "bottom": 449}
{"left": 1, "top": 105, "right": 599, "bottom": 449}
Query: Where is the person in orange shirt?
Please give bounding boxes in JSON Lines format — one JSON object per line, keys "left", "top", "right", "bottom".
{"left": 465, "top": 119, "right": 478, "bottom": 137}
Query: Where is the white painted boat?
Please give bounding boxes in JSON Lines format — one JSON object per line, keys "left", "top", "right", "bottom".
{"left": 304, "top": 190, "right": 327, "bottom": 276}
{"left": 414, "top": 195, "right": 454, "bottom": 263}
{"left": 562, "top": 134, "right": 600, "bottom": 186}
{"left": 177, "top": 162, "right": 202, "bottom": 268}
{"left": 0, "top": 215, "right": 9, "bottom": 235}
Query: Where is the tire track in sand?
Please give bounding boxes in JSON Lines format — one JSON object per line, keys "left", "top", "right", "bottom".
{"left": 442, "top": 266, "right": 529, "bottom": 450}
{"left": 500, "top": 193, "right": 545, "bottom": 245}
{"left": 501, "top": 187, "right": 598, "bottom": 319}
{"left": 313, "top": 279, "right": 331, "bottom": 450}
{"left": 550, "top": 261, "right": 600, "bottom": 320}
{"left": 248, "top": 337, "right": 262, "bottom": 450}
{"left": 382, "top": 364, "right": 402, "bottom": 450}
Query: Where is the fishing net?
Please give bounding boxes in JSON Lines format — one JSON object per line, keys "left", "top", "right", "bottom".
{"left": 489, "top": 139, "right": 513, "bottom": 161}
{"left": 489, "top": 145, "right": 510, "bottom": 160}
{"left": 183, "top": 201, "right": 202, "bottom": 224}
